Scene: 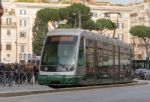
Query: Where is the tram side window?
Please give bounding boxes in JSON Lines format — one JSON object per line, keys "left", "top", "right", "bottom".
{"left": 120, "top": 53, "right": 125, "bottom": 77}
{"left": 78, "top": 37, "right": 85, "bottom": 66}
{"left": 86, "top": 39, "right": 94, "bottom": 73}
{"left": 126, "top": 54, "right": 132, "bottom": 77}
{"left": 101, "top": 50, "right": 109, "bottom": 75}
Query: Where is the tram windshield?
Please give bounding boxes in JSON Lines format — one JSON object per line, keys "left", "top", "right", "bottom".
{"left": 41, "top": 35, "right": 78, "bottom": 67}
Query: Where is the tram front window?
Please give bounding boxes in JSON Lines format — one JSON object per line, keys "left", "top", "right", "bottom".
{"left": 41, "top": 35, "right": 78, "bottom": 72}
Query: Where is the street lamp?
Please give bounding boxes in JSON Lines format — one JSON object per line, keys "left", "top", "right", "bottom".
{"left": 0, "top": 0, "right": 4, "bottom": 63}
{"left": 67, "top": 14, "right": 77, "bottom": 28}
{"left": 77, "top": 10, "right": 81, "bottom": 28}
{"left": 73, "top": 10, "right": 91, "bottom": 28}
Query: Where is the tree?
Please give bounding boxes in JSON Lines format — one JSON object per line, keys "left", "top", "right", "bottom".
{"left": 95, "top": 18, "right": 117, "bottom": 35}
{"left": 59, "top": 7, "right": 69, "bottom": 20}
{"left": 33, "top": 8, "right": 61, "bottom": 55}
{"left": 82, "top": 19, "right": 97, "bottom": 31}
{"left": 32, "top": 17, "right": 48, "bottom": 56}
{"left": 65, "top": 3, "right": 91, "bottom": 28}
{"left": 129, "top": 25, "right": 150, "bottom": 58}
{"left": 32, "top": 4, "right": 92, "bottom": 55}
{"left": 37, "top": 8, "right": 60, "bottom": 28}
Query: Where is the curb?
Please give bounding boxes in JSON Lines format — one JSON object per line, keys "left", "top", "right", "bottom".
{"left": 0, "top": 82, "right": 148, "bottom": 97}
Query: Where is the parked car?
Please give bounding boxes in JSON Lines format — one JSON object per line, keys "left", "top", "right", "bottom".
{"left": 134, "top": 68, "right": 148, "bottom": 79}
{"left": 144, "top": 70, "right": 150, "bottom": 80}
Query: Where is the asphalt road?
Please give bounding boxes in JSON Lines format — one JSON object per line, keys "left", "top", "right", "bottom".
{"left": 1, "top": 84, "right": 150, "bottom": 102}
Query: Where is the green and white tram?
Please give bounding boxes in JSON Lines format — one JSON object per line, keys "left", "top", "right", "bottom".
{"left": 38, "top": 29, "right": 133, "bottom": 86}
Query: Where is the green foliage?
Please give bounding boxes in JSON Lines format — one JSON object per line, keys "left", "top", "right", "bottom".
{"left": 82, "top": 19, "right": 96, "bottom": 31}
{"left": 130, "top": 25, "right": 150, "bottom": 38}
{"left": 58, "top": 24, "right": 72, "bottom": 28}
{"left": 95, "top": 18, "right": 116, "bottom": 33}
{"left": 59, "top": 7, "right": 69, "bottom": 20}
{"left": 32, "top": 17, "right": 48, "bottom": 55}
{"left": 32, "top": 32, "right": 44, "bottom": 56}
{"left": 66, "top": 3, "right": 91, "bottom": 28}
{"left": 130, "top": 25, "right": 150, "bottom": 58}
{"left": 37, "top": 8, "right": 60, "bottom": 22}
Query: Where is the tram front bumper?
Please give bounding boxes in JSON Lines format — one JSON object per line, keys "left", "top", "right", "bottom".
{"left": 38, "top": 75, "right": 80, "bottom": 86}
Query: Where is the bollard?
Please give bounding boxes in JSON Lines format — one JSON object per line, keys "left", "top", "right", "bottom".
{"left": 32, "top": 73, "right": 35, "bottom": 85}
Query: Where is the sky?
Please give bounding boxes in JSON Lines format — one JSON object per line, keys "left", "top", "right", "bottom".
{"left": 111, "top": 0, "right": 143, "bottom": 4}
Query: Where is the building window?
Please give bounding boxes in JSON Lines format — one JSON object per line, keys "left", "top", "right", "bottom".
{"left": 118, "top": 33, "right": 123, "bottom": 41}
{"left": 20, "top": 10, "right": 26, "bottom": 15}
{"left": 6, "top": 18, "right": 12, "bottom": 25}
{"left": 20, "top": 45, "right": 25, "bottom": 52}
{"left": 20, "top": 19, "right": 26, "bottom": 27}
{"left": 6, "top": 44, "right": 11, "bottom": 50}
{"left": 4, "top": 9, "right": 8, "bottom": 13}
{"left": 7, "top": 30, "right": 11, "bottom": 36}
{"left": 23, "top": 54, "right": 27, "bottom": 60}
{"left": 19, "top": 53, "right": 23, "bottom": 60}
{"left": 20, "top": 31, "right": 26, "bottom": 38}
{"left": 7, "top": 54, "right": 10, "bottom": 58}
{"left": 118, "top": 13, "right": 122, "bottom": 18}
{"left": 28, "top": 54, "right": 32, "bottom": 60}
{"left": 118, "top": 22, "right": 124, "bottom": 29}
{"left": 92, "top": 12, "right": 98, "bottom": 17}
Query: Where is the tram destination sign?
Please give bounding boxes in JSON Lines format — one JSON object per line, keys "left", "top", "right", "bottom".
{"left": 50, "top": 36, "right": 75, "bottom": 42}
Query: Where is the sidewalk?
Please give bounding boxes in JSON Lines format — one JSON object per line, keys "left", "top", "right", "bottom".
{"left": 0, "top": 84, "right": 54, "bottom": 97}
{"left": 134, "top": 79, "right": 150, "bottom": 84}
{"left": 0, "top": 84, "right": 52, "bottom": 93}
{"left": 0, "top": 79, "right": 148, "bottom": 97}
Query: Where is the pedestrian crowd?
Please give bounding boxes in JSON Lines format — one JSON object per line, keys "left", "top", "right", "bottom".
{"left": 0, "top": 63, "right": 39, "bottom": 87}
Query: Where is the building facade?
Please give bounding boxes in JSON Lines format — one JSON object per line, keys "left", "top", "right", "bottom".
{"left": 90, "top": 5, "right": 131, "bottom": 43}
{"left": 2, "top": 2, "right": 35, "bottom": 63}
{"left": 1, "top": 0, "right": 149, "bottom": 63}
{"left": 1, "top": 2, "right": 68, "bottom": 63}
{"left": 129, "top": 0, "right": 150, "bottom": 60}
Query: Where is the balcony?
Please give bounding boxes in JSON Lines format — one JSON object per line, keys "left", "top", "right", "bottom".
{"left": 4, "top": 10, "right": 15, "bottom": 16}
{"left": 1, "top": 22, "right": 17, "bottom": 28}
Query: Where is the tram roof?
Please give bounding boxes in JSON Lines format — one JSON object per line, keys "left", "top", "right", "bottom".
{"left": 47, "top": 29, "right": 83, "bottom": 36}
{"left": 47, "top": 29, "right": 131, "bottom": 49}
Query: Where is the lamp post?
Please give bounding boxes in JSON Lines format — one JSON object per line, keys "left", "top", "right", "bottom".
{"left": 74, "top": 10, "right": 90, "bottom": 28}
{"left": 0, "top": 0, "right": 4, "bottom": 63}
{"left": 67, "top": 13, "right": 77, "bottom": 28}
{"left": 78, "top": 10, "right": 81, "bottom": 28}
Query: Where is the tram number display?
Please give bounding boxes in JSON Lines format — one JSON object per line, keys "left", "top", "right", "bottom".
{"left": 51, "top": 36, "right": 74, "bottom": 42}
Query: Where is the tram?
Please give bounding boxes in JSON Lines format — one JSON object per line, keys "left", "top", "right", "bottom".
{"left": 38, "top": 29, "right": 133, "bottom": 86}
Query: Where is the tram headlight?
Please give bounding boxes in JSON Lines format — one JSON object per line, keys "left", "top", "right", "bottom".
{"left": 44, "top": 67, "right": 48, "bottom": 71}
{"left": 41, "top": 66, "right": 48, "bottom": 71}
{"left": 66, "top": 65, "right": 75, "bottom": 71}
